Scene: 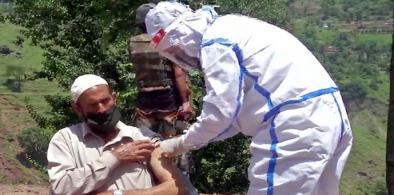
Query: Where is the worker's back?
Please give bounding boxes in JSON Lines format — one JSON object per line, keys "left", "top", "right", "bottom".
{"left": 202, "top": 14, "right": 337, "bottom": 136}
{"left": 128, "top": 33, "right": 181, "bottom": 113}
{"left": 200, "top": 14, "right": 351, "bottom": 195}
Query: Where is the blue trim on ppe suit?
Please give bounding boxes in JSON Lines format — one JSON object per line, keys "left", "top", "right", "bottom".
{"left": 201, "top": 38, "right": 345, "bottom": 195}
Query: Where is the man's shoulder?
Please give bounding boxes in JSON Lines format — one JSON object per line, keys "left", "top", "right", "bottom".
{"left": 120, "top": 123, "right": 143, "bottom": 134}
{"left": 51, "top": 123, "right": 84, "bottom": 141}
{"left": 118, "top": 121, "right": 160, "bottom": 141}
{"left": 118, "top": 122, "right": 145, "bottom": 137}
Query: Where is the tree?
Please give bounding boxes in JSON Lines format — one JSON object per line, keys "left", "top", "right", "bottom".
{"left": 191, "top": 134, "right": 251, "bottom": 193}
{"left": 8, "top": 0, "right": 149, "bottom": 177}
{"left": 9, "top": 0, "right": 149, "bottom": 121}
{"left": 188, "top": 0, "right": 289, "bottom": 28}
{"left": 9, "top": 0, "right": 148, "bottom": 89}
{"left": 10, "top": 0, "right": 289, "bottom": 193}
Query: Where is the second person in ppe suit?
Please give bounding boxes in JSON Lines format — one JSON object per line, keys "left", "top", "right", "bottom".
{"left": 145, "top": 2, "right": 353, "bottom": 195}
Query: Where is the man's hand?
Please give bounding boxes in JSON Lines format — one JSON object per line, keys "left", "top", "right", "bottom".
{"left": 178, "top": 101, "right": 194, "bottom": 121}
{"left": 92, "top": 145, "right": 196, "bottom": 195}
{"left": 112, "top": 140, "right": 155, "bottom": 163}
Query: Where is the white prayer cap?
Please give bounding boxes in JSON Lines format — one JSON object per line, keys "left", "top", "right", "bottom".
{"left": 145, "top": 1, "right": 192, "bottom": 36}
{"left": 71, "top": 74, "right": 108, "bottom": 103}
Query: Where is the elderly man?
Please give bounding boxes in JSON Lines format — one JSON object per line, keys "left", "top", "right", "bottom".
{"left": 47, "top": 74, "right": 194, "bottom": 195}
{"left": 144, "top": 2, "right": 353, "bottom": 195}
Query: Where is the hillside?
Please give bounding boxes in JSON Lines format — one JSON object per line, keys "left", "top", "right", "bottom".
{"left": 0, "top": 0, "right": 393, "bottom": 194}
{"left": 290, "top": 0, "right": 392, "bottom": 194}
{"left": 0, "top": 21, "right": 60, "bottom": 191}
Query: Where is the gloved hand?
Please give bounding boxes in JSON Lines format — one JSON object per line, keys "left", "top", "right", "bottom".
{"left": 159, "top": 136, "right": 190, "bottom": 157}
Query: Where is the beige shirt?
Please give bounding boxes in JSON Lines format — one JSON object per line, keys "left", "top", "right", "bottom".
{"left": 47, "top": 121, "right": 156, "bottom": 195}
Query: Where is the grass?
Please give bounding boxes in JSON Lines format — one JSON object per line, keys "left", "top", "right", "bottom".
{"left": 0, "top": 135, "right": 48, "bottom": 184}
{"left": 317, "top": 29, "right": 337, "bottom": 43}
{"left": 0, "top": 22, "right": 66, "bottom": 111}
{"left": 288, "top": 15, "right": 391, "bottom": 195}
{"left": 356, "top": 34, "right": 393, "bottom": 45}
{"left": 340, "top": 106, "right": 388, "bottom": 194}
{"left": 367, "top": 73, "right": 390, "bottom": 105}
{"left": 291, "top": 1, "right": 391, "bottom": 193}
{"left": 0, "top": 22, "right": 63, "bottom": 184}
{"left": 0, "top": 22, "right": 43, "bottom": 85}
{"left": 0, "top": 3, "right": 13, "bottom": 14}
{"left": 315, "top": 29, "right": 393, "bottom": 46}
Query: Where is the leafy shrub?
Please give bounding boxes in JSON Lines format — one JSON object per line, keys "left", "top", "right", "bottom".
{"left": 17, "top": 127, "right": 53, "bottom": 167}
{"left": 191, "top": 134, "right": 251, "bottom": 193}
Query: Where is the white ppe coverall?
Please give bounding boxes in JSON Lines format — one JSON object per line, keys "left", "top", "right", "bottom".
{"left": 146, "top": 3, "right": 353, "bottom": 194}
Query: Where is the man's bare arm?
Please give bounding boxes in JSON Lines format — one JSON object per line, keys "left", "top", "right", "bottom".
{"left": 172, "top": 64, "right": 194, "bottom": 121}
{"left": 96, "top": 146, "right": 195, "bottom": 195}
{"left": 173, "top": 64, "right": 191, "bottom": 104}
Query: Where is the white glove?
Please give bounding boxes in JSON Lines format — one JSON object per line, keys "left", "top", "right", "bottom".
{"left": 159, "top": 136, "right": 190, "bottom": 156}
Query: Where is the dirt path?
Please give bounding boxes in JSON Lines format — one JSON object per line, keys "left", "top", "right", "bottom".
{"left": 0, "top": 96, "right": 25, "bottom": 181}
{"left": 0, "top": 94, "right": 49, "bottom": 188}
{"left": 0, "top": 184, "right": 49, "bottom": 195}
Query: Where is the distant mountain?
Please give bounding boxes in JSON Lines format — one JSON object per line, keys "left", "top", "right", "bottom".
{"left": 289, "top": 0, "right": 392, "bottom": 194}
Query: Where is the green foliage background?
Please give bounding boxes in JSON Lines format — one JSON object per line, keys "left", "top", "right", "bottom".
{"left": 7, "top": 0, "right": 291, "bottom": 193}
{"left": 1, "top": 0, "right": 392, "bottom": 194}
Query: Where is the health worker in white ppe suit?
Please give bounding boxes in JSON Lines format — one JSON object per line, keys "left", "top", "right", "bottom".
{"left": 144, "top": 2, "right": 353, "bottom": 195}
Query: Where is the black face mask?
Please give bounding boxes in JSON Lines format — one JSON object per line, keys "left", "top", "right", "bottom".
{"left": 85, "top": 106, "right": 122, "bottom": 134}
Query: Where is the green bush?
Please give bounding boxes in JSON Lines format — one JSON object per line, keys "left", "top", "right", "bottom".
{"left": 191, "top": 134, "right": 251, "bottom": 193}
{"left": 9, "top": 0, "right": 286, "bottom": 193}
{"left": 17, "top": 127, "right": 53, "bottom": 167}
